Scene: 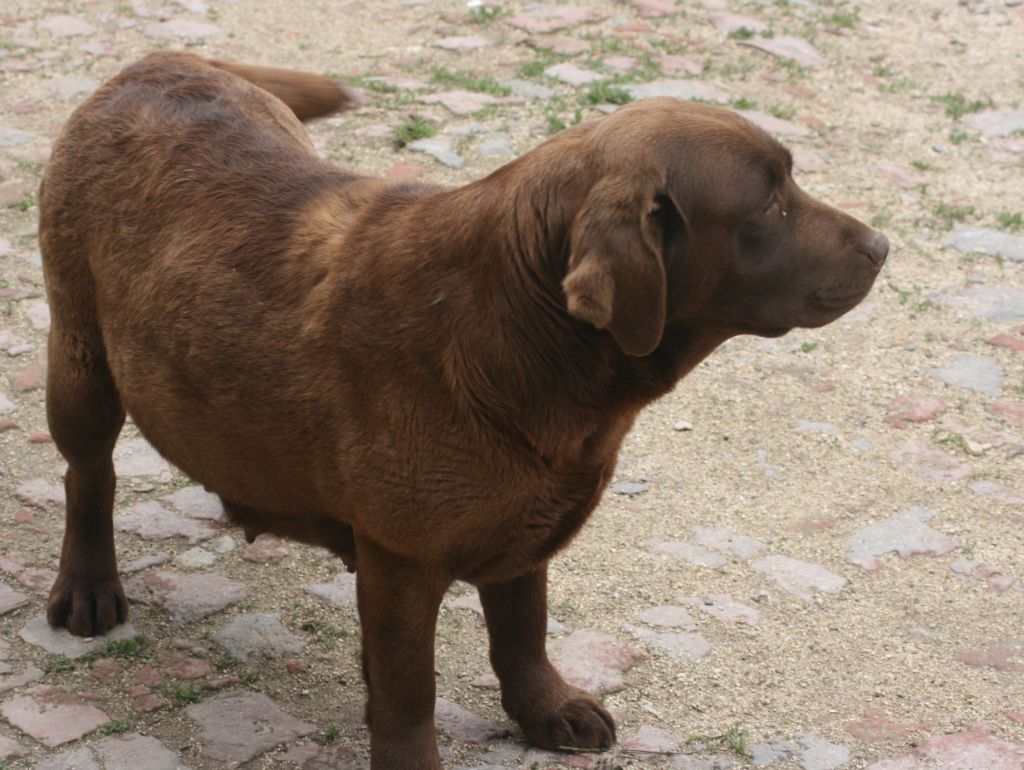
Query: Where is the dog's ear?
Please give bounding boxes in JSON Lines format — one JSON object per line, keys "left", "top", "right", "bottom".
{"left": 563, "top": 176, "right": 680, "bottom": 357}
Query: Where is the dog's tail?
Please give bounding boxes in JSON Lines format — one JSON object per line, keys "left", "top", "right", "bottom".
{"left": 207, "top": 59, "right": 363, "bottom": 122}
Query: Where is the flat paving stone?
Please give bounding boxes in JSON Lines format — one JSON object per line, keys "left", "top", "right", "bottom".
{"left": 622, "top": 723, "right": 682, "bottom": 752}
{"left": 799, "top": 734, "right": 851, "bottom": 770}
{"left": 0, "top": 735, "right": 27, "bottom": 759}
{"left": 280, "top": 741, "right": 369, "bottom": 769}
{"left": 626, "top": 79, "right": 730, "bottom": 103}
{"left": 680, "top": 594, "right": 762, "bottom": 625}
{"left": 946, "top": 227, "right": 1024, "bottom": 262}
{"left": 501, "top": 78, "right": 555, "bottom": 100}
{"left": 407, "top": 138, "right": 465, "bottom": 168}
{"left": 143, "top": 19, "right": 225, "bottom": 39}
{"left": 846, "top": 507, "right": 958, "bottom": 570}
{"left": 738, "top": 109, "right": 812, "bottom": 137}
{"left": 964, "top": 108, "right": 1024, "bottom": 137}
{"left": 625, "top": 0, "right": 676, "bottom": 18}
{"left": 435, "top": 35, "right": 491, "bottom": 50}
{"left": 126, "top": 570, "right": 246, "bottom": 623}
{"left": 740, "top": 35, "right": 826, "bottom": 68}
{"left": 115, "top": 500, "right": 214, "bottom": 543}
{"left": 0, "top": 666, "right": 44, "bottom": 694}
{"left": 927, "top": 354, "right": 1003, "bottom": 397}
{"left": 865, "top": 724, "right": 1024, "bottom": 769}
{"left": 890, "top": 439, "right": 972, "bottom": 482}
{"left": 548, "top": 629, "right": 645, "bottom": 694}
{"left": 39, "top": 14, "right": 96, "bottom": 37}
{"left": 751, "top": 555, "right": 847, "bottom": 605}
{"left": 0, "top": 582, "right": 28, "bottom": 615}
{"left": 36, "top": 747, "right": 101, "bottom": 770}
{"left": 647, "top": 538, "right": 728, "bottom": 567}
{"left": 933, "top": 283, "right": 1024, "bottom": 322}
{"left": 526, "top": 34, "right": 590, "bottom": 54}
{"left": 752, "top": 739, "right": 799, "bottom": 765}
{"left": 0, "top": 685, "right": 109, "bottom": 747}
{"left": 214, "top": 613, "right": 305, "bottom": 661}
{"left": 507, "top": 5, "right": 601, "bottom": 34}
{"left": 625, "top": 625, "right": 712, "bottom": 663}
{"left": 306, "top": 571, "right": 357, "bottom": 608}
{"left": 95, "top": 733, "right": 191, "bottom": 770}
{"left": 19, "top": 614, "right": 139, "bottom": 659}
{"left": 14, "top": 479, "right": 64, "bottom": 509}
{"left": 885, "top": 394, "right": 948, "bottom": 428}
{"left": 544, "top": 62, "right": 604, "bottom": 86}
{"left": 636, "top": 604, "right": 697, "bottom": 629}
{"left": 112, "top": 438, "right": 174, "bottom": 482}
{"left": 48, "top": 76, "right": 98, "bottom": 100}
{"left": 160, "top": 486, "right": 224, "bottom": 520}
{"left": 691, "top": 525, "right": 765, "bottom": 559}
{"left": 186, "top": 690, "right": 315, "bottom": 763}
{"left": 420, "top": 90, "right": 499, "bottom": 115}
{"left": 708, "top": 11, "right": 769, "bottom": 34}
{"left": 0, "top": 127, "right": 36, "bottom": 147}
{"left": 435, "top": 698, "right": 510, "bottom": 742}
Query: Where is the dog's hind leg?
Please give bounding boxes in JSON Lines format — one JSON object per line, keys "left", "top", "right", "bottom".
{"left": 42, "top": 231, "right": 128, "bottom": 636}
{"left": 479, "top": 564, "right": 616, "bottom": 750}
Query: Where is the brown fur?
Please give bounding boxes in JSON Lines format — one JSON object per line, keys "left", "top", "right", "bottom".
{"left": 40, "top": 52, "right": 887, "bottom": 769}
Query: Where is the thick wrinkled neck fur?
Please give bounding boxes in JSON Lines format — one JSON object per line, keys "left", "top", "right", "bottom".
{"left": 344, "top": 128, "right": 726, "bottom": 464}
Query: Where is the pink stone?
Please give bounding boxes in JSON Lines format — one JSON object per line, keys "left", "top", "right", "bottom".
{"left": 186, "top": 691, "right": 315, "bottom": 763}
{"left": 239, "top": 535, "right": 289, "bottom": 563}
{"left": 547, "top": 630, "right": 645, "bottom": 694}
{"left": 709, "top": 11, "right": 768, "bottom": 34}
{"left": 957, "top": 644, "right": 1022, "bottom": 671}
{"left": 890, "top": 439, "right": 972, "bottom": 482}
{"left": 737, "top": 109, "right": 811, "bottom": 137}
{"left": 847, "top": 709, "right": 928, "bottom": 742}
{"left": 160, "top": 654, "right": 212, "bottom": 680}
{"left": 866, "top": 724, "right": 1024, "bottom": 770}
{"left": 13, "top": 479, "right": 64, "bottom": 509}
{"left": 740, "top": 35, "right": 827, "bottom": 69}
{"left": 386, "top": 162, "right": 428, "bottom": 179}
{"left": 751, "top": 555, "right": 847, "bottom": 604}
{"left": 656, "top": 54, "right": 702, "bottom": 76}
{"left": 987, "top": 401, "right": 1024, "bottom": 426}
{"left": 871, "top": 163, "right": 926, "bottom": 189}
{"left": 0, "top": 582, "right": 28, "bottom": 615}
{"left": 125, "top": 570, "right": 246, "bottom": 624}
{"left": 885, "top": 395, "right": 948, "bottom": 428}
{"left": 434, "top": 35, "right": 491, "bottom": 50}
{"left": 507, "top": 5, "right": 602, "bottom": 34}
{"left": 434, "top": 698, "right": 510, "bottom": 742}
{"left": 419, "top": 90, "right": 498, "bottom": 116}
{"left": 621, "top": 724, "right": 681, "bottom": 752}
{"left": 635, "top": 605, "right": 697, "bottom": 629}
{"left": 0, "top": 686, "right": 109, "bottom": 747}
{"left": 988, "top": 333, "right": 1024, "bottom": 353}
{"left": 624, "top": 0, "right": 676, "bottom": 18}
{"left": 526, "top": 34, "right": 590, "bottom": 55}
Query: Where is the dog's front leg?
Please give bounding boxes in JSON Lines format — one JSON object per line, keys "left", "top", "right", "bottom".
{"left": 479, "top": 564, "right": 616, "bottom": 751}
{"left": 355, "top": 537, "right": 448, "bottom": 770}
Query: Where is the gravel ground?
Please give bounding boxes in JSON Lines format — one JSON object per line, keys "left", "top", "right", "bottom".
{"left": 1, "top": 1, "right": 1023, "bottom": 769}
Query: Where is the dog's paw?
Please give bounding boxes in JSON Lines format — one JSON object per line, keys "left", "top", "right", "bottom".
{"left": 518, "top": 693, "right": 616, "bottom": 751}
{"left": 47, "top": 574, "right": 128, "bottom": 637}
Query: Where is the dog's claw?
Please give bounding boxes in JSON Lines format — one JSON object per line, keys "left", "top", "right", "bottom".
{"left": 47, "top": 575, "right": 128, "bottom": 637}
{"left": 517, "top": 694, "right": 616, "bottom": 752}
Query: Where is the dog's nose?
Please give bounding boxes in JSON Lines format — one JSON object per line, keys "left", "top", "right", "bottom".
{"left": 862, "top": 231, "right": 889, "bottom": 267}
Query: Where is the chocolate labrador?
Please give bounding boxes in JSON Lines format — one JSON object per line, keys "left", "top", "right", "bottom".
{"left": 40, "top": 52, "right": 887, "bottom": 769}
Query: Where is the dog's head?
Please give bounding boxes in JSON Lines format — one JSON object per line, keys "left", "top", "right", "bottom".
{"left": 562, "top": 97, "right": 888, "bottom": 356}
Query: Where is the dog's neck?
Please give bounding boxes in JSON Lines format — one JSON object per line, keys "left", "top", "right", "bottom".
{"left": 410, "top": 132, "right": 729, "bottom": 464}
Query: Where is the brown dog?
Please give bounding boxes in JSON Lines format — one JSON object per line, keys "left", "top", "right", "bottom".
{"left": 40, "top": 52, "right": 887, "bottom": 769}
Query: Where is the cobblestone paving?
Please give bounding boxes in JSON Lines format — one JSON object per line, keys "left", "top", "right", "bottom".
{"left": 1, "top": 0, "right": 1023, "bottom": 768}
